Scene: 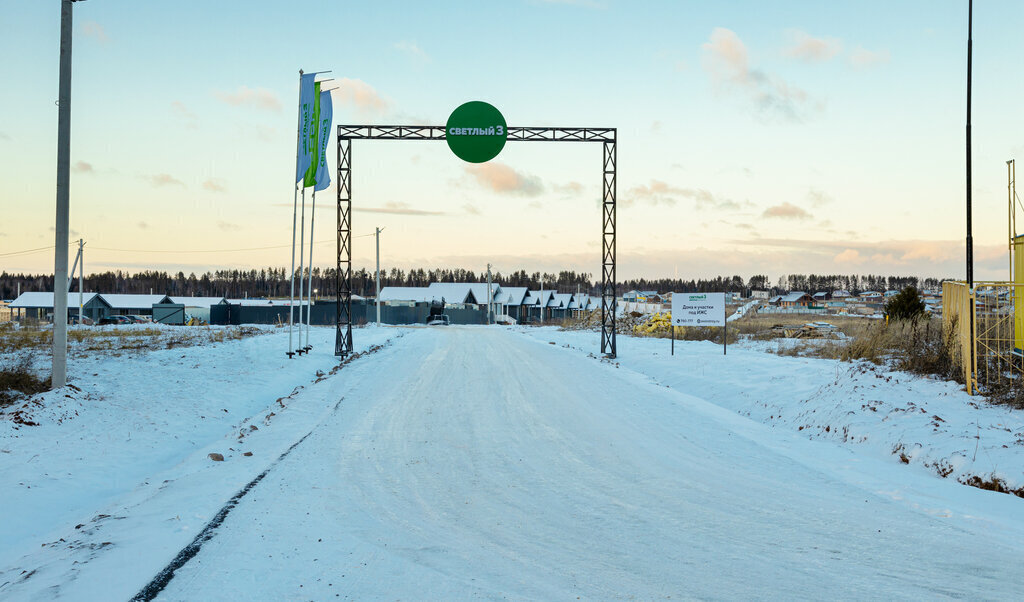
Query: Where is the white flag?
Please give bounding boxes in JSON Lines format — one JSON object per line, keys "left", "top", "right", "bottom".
{"left": 314, "top": 89, "right": 333, "bottom": 192}
{"left": 295, "top": 73, "right": 317, "bottom": 184}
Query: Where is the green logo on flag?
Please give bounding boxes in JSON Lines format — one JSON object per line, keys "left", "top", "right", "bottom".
{"left": 446, "top": 101, "right": 507, "bottom": 163}
{"left": 303, "top": 82, "right": 322, "bottom": 187}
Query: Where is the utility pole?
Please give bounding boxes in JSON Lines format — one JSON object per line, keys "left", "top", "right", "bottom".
{"left": 53, "top": 0, "right": 78, "bottom": 387}
{"left": 78, "top": 239, "right": 83, "bottom": 322}
{"left": 375, "top": 226, "right": 384, "bottom": 325}
{"left": 486, "top": 263, "right": 493, "bottom": 325}
{"left": 966, "top": 0, "right": 974, "bottom": 288}
{"left": 540, "top": 277, "right": 544, "bottom": 325}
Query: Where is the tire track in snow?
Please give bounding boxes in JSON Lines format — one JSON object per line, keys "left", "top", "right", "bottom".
{"left": 130, "top": 341, "right": 393, "bottom": 601}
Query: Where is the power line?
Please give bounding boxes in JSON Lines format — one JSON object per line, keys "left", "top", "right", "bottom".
{"left": 89, "top": 240, "right": 338, "bottom": 254}
{"left": 3, "top": 233, "right": 376, "bottom": 258}
{"left": 0, "top": 242, "right": 75, "bottom": 258}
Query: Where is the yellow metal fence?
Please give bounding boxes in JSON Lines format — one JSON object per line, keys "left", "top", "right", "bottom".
{"left": 943, "top": 281, "right": 1022, "bottom": 395}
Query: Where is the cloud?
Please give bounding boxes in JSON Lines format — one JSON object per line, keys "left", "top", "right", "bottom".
{"left": 784, "top": 30, "right": 841, "bottom": 62}
{"left": 553, "top": 181, "right": 584, "bottom": 196}
{"left": 356, "top": 202, "right": 446, "bottom": 216}
{"left": 148, "top": 173, "right": 185, "bottom": 188}
{"left": 331, "top": 78, "right": 390, "bottom": 115}
{"left": 138, "top": 222, "right": 149, "bottom": 229}
{"left": 72, "top": 161, "right": 93, "bottom": 173}
{"left": 202, "top": 179, "right": 226, "bottom": 193}
{"left": 464, "top": 163, "right": 544, "bottom": 196}
{"left": 762, "top": 202, "right": 811, "bottom": 219}
{"left": 81, "top": 21, "right": 109, "bottom": 43}
{"left": 463, "top": 204, "right": 481, "bottom": 215}
{"left": 849, "top": 46, "right": 890, "bottom": 69}
{"left": 701, "top": 27, "right": 815, "bottom": 122}
{"left": 214, "top": 86, "right": 282, "bottom": 112}
{"left": 625, "top": 179, "right": 746, "bottom": 210}
{"left": 394, "top": 40, "right": 430, "bottom": 62}
{"left": 171, "top": 101, "right": 199, "bottom": 129}
{"left": 806, "top": 188, "right": 833, "bottom": 206}
{"left": 834, "top": 248, "right": 863, "bottom": 264}
{"left": 218, "top": 221, "right": 241, "bottom": 231}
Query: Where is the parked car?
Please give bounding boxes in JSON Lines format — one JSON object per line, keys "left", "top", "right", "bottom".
{"left": 97, "top": 315, "right": 130, "bottom": 325}
{"left": 68, "top": 315, "right": 94, "bottom": 325}
{"left": 124, "top": 314, "right": 151, "bottom": 324}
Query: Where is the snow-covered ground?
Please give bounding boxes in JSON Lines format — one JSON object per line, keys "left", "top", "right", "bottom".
{"left": 520, "top": 327, "right": 1024, "bottom": 494}
{"left": 2, "top": 325, "right": 1023, "bottom": 599}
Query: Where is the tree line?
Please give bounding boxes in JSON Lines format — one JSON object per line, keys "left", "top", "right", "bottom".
{"left": 0, "top": 269, "right": 947, "bottom": 301}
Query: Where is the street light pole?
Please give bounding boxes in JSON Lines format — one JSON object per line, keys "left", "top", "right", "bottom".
{"left": 52, "top": 0, "right": 78, "bottom": 388}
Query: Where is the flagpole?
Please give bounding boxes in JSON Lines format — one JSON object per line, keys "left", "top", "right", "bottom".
{"left": 287, "top": 69, "right": 304, "bottom": 359}
{"left": 297, "top": 186, "right": 307, "bottom": 354}
{"left": 305, "top": 192, "right": 316, "bottom": 350}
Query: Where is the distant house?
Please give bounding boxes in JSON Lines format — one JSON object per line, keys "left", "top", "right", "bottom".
{"left": 768, "top": 295, "right": 784, "bottom": 306}
{"left": 494, "top": 287, "right": 529, "bottom": 321}
{"left": 812, "top": 291, "right": 831, "bottom": 303}
{"left": 102, "top": 294, "right": 173, "bottom": 316}
{"left": 883, "top": 290, "right": 899, "bottom": 298}
{"left": 751, "top": 290, "right": 770, "bottom": 300}
{"left": 779, "top": 292, "right": 813, "bottom": 308}
{"left": 832, "top": 290, "right": 852, "bottom": 299}
{"left": 859, "top": 291, "right": 883, "bottom": 300}
{"left": 378, "top": 287, "right": 434, "bottom": 303}
{"left": 9, "top": 291, "right": 109, "bottom": 322}
{"left": 168, "top": 296, "right": 228, "bottom": 321}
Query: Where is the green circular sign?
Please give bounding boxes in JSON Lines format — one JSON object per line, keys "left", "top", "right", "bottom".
{"left": 446, "top": 101, "right": 507, "bottom": 163}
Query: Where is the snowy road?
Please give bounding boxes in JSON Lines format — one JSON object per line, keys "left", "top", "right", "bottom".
{"left": 150, "top": 327, "right": 1023, "bottom": 600}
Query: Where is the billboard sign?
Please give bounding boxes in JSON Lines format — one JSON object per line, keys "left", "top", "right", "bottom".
{"left": 446, "top": 101, "right": 507, "bottom": 163}
{"left": 671, "top": 292, "right": 725, "bottom": 326}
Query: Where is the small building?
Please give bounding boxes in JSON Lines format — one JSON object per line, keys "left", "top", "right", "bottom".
{"left": 779, "top": 292, "right": 813, "bottom": 308}
{"left": 168, "top": 296, "right": 228, "bottom": 322}
{"left": 859, "top": 291, "right": 883, "bottom": 300}
{"left": 102, "top": 294, "right": 173, "bottom": 317}
{"left": 832, "top": 290, "right": 852, "bottom": 299}
{"left": 495, "top": 287, "right": 529, "bottom": 322}
{"left": 751, "top": 290, "right": 770, "bottom": 300}
{"left": 8, "top": 291, "right": 109, "bottom": 322}
{"left": 812, "top": 291, "right": 831, "bottom": 302}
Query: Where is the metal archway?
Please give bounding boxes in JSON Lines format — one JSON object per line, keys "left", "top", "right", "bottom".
{"left": 335, "top": 125, "right": 617, "bottom": 358}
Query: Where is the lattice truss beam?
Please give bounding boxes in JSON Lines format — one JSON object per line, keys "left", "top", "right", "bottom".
{"left": 335, "top": 126, "right": 617, "bottom": 358}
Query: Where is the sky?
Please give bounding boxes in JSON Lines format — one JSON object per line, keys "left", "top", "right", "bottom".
{"left": 2, "top": 0, "right": 1023, "bottom": 283}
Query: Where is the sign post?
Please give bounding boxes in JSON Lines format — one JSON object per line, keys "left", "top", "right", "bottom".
{"left": 671, "top": 292, "right": 727, "bottom": 356}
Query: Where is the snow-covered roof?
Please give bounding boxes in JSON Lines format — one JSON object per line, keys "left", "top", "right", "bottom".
{"left": 378, "top": 287, "right": 434, "bottom": 303}
{"left": 102, "top": 294, "right": 172, "bottom": 309}
{"left": 167, "top": 296, "right": 227, "bottom": 308}
{"left": 496, "top": 287, "right": 529, "bottom": 306}
{"left": 552, "top": 293, "right": 573, "bottom": 309}
{"left": 9, "top": 292, "right": 102, "bottom": 308}
{"left": 426, "top": 283, "right": 501, "bottom": 304}
{"left": 525, "top": 290, "right": 556, "bottom": 307}
{"left": 781, "top": 292, "right": 811, "bottom": 302}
